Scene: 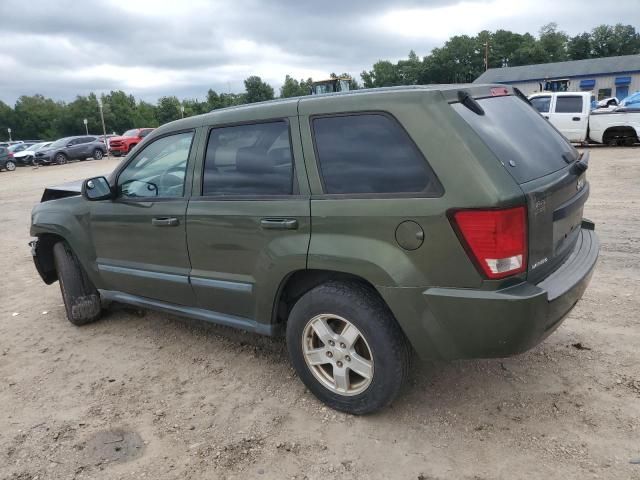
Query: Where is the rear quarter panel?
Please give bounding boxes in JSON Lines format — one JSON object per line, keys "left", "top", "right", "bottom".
{"left": 298, "top": 90, "right": 525, "bottom": 289}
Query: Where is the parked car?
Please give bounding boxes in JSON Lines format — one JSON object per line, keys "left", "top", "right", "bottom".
{"left": 529, "top": 91, "right": 640, "bottom": 145}
{"left": 30, "top": 84, "right": 599, "bottom": 414}
{"left": 0, "top": 147, "right": 16, "bottom": 171}
{"left": 13, "top": 142, "right": 52, "bottom": 166}
{"left": 8, "top": 142, "right": 37, "bottom": 156}
{"left": 108, "top": 128, "right": 154, "bottom": 156}
{"left": 35, "top": 136, "right": 107, "bottom": 165}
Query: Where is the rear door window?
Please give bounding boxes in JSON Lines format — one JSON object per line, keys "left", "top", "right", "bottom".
{"left": 554, "top": 96, "right": 583, "bottom": 113}
{"left": 530, "top": 96, "right": 551, "bottom": 113}
{"left": 311, "top": 113, "right": 442, "bottom": 195}
{"left": 453, "top": 95, "right": 577, "bottom": 184}
{"left": 202, "top": 121, "right": 294, "bottom": 196}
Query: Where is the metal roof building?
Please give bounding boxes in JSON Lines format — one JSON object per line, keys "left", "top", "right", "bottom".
{"left": 474, "top": 54, "right": 640, "bottom": 100}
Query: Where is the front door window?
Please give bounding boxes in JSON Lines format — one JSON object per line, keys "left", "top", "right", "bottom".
{"left": 117, "top": 131, "right": 194, "bottom": 198}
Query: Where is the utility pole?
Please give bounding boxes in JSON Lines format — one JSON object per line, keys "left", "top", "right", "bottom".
{"left": 7, "top": 128, "right": 11, "bottom": 142}
{"left": 97, "top": 99, "right": 107, "bottom": 148}
{"left": 484, "top": 41, "right": 489, "bottom": 71}
{"left": 180, "top": 105, "right": 185, "bottom": 119}
{"left": 83, "top": 118, "right": 88, "bottom": 135}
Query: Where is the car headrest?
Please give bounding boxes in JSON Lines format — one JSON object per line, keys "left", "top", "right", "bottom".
{"left": 267, "top": 147, "right": 291, "bottom": 166}
{"left": 236, "top": 147, "right": 275, "bottom": 174}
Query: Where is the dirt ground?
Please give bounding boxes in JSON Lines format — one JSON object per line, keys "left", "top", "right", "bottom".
{"left": 1, "top": 147, "right": 639, "bottom": 480}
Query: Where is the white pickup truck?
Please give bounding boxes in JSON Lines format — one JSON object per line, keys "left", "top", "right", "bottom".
{"left": 528, "top": 91, "right": 640, "bottom": 146}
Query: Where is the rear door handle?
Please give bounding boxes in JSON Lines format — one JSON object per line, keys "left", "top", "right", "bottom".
{"left": 572, "top": 117, "right": 581, "bottom": 121}
{"left": 152, "top": 217, "right": 179, "bottom": 227}
{"left": 260, "top": 218, "right": 298, "bottom": 230}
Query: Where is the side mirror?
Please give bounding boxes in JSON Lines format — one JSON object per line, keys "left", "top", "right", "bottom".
{"left": 82, "top": 176, "right": 113, "bottom": 201}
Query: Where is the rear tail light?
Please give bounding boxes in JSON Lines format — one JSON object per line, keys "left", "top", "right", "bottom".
{"left": 451, "top": 206, "right": 527, "bottom": 279}
{"left": 8, "top": 152, "right": 14, "bottom": 158}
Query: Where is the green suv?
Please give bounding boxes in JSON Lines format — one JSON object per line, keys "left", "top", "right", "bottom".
{"left": 30, "top": 85, "right": 599, "bottom": 414}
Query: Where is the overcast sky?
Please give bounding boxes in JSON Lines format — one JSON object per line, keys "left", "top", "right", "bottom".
{"left": 1, "top": 0, "right": 639, "bottom": 105}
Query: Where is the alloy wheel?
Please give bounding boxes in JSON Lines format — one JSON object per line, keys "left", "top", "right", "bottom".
{"left": 302, "top": 313, "right": 374, "bottom": 396}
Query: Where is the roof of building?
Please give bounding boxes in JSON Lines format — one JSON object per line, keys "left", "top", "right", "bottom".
{"left": 474, "top": 54, "right": 640, "bottom": 84}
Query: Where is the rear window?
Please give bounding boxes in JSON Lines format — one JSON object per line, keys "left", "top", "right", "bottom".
{"left": 452, "top": 95, "right": 577, "bottom": 184}
{"left": 312, "top": 113, "right": 442, "bottom": 195}
{"left": 555, "top": 96, "right": 583, "bottom": 113}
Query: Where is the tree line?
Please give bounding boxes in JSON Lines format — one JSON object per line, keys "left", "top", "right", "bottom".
{"left": 1, "top": 23, "right": 638, "bottom": 141}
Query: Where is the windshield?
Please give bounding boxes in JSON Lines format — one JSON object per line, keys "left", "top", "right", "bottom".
{"left": 123, "top": 129, "right": 139, "bottom": 137}
{"left": 37, "top": 142, "right": 52, "bottom": 150}
{"left": 25, "top": 143, "right": 43, "bottom": 151}
{"left": 452, "top": 95, "right": 578, "bottom": 184}
{"left": 50, "top": 138, "right": 71, "bottom": 148}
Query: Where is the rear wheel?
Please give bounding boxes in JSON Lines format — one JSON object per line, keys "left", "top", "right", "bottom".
{"left": 286, "top": 281, "right": 410, "bottom": 415}
{"left": 92, "top": 148, "right": 104, "bottom": 160}
{"left": 53, "top": 242, "right": 102, "bottom": 326}
{"left": 55, "top": 153, "right": 67, "bottom": 165}
{"left": 5, "top": 160, "right": 16, "bottom": 171}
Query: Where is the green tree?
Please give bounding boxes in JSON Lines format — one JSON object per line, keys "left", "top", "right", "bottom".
{"left": 280, "top": 75, "right": 312, "bottom": 97}
{"left": 568, "top": 32, "right": 592, "bottom": 60}
{"left": 14, "top": 95, "right": 64, "bottom": 139}
{"left": 134, "top": 101, "right": 159, "bottom": 127}
{"left": 156, "top": 96, "right": 182, "bottom": 125}
{"left": 100, "top": 91, "right": 137, "bottom": 134}
{"left": 59, "top": 93, "right": 102, "bottom": 136}
{"left": 538, "top": 23, "right": 568, "bottom": 63}
{"left": 361, "top": 60, "right": 401, "bottom": 88}
{"left": 0, "top": 101, "right": 15, "bottom": 141}
{"left": 244, "top": 76, "right": 274, "bottom": 103}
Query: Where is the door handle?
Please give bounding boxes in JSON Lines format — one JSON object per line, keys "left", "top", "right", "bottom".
{"left": 260, "top": 218, "right": 298, "bottom": 230}
{"left": 152, "top": 217, "right": 179, "bottom": 227}
{"left": 544, "top": 115, "right": 550, "bottom": 119}
{"left": 572, "top": 117, "right": 581, "bottom": 121}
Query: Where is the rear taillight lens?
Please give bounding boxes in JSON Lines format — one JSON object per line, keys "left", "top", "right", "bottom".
{"left": 8, "top": 152, "right": 14, "bottom": 158}
{"left": 451, "top": 206, "right": 527, "bottom": 279}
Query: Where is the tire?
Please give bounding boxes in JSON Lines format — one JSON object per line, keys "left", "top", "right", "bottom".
{"left": 55, "top": 153, "right": 67, "bottom": 165}
{"left": 52, "top": 242, "right": 102, "bottom": 326}
{"left": 5, "top": 160, "right": 16, "bottom": 171}
{"left": 286, "top": 281, "right": 411, "bottom": 415}
{"left": 92, "top": 148, "right": 104, "bottom": 160}
{"left": 31, "top": 157, "right": 39, "bottom": 167}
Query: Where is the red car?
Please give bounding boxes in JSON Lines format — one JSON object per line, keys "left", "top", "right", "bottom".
{"left": 108, "top": 128, "right": 154, "bottom": 156}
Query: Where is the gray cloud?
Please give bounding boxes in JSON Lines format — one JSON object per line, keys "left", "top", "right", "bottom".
{"left": 0, "top": 0, "right": 638, "bottom": 105}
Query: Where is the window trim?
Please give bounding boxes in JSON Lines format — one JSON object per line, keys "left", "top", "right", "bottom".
{"left": 198, "top": 117, "right": 298, "bottom": 200}
{"left": 114, "top": 128, "right": 196, "bottom": 202}
{"left": 309, "top": 110, "right": 444, "bottom": 199}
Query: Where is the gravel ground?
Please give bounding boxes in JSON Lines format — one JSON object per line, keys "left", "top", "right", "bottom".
{"left": 1, "top": 148, "right": 639, "bottom": 480}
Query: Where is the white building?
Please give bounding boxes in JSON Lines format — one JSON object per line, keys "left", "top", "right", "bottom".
{"left": 474, "top": 54, "right": 640, "bottom": 101}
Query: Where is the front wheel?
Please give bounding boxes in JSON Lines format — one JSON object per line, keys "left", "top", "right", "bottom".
{"left": 55, "top": 153, "right": 67, "bottom": 165}
{"left": 286, "top": 281, "right": 410, "bottom": 415}
{"left": 92, "top": 148, "right": 104, "bottom": 160}
{"left": 53, "top": 242, "right": 102, "bottom": 326}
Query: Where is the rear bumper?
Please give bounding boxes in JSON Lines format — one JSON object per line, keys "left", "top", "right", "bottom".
{"left": 379, "top": 226, "right": 599, "bottom": 360}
